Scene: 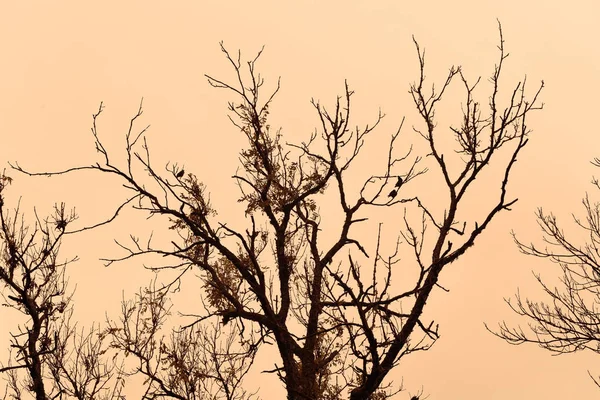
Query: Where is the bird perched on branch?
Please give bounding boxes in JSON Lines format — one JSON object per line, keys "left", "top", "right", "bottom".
{"left": 176, "top": 169, "right": 185, "bottom": 179}
{"left": 395, "top": 176, "right": 403, "bottom": 188}
{"left": 388, "top": 189, "right": 397, "bottom": 199}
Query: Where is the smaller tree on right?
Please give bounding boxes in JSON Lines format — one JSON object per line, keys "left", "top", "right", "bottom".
{"left": 490, "top": 157, "right": 600, "bottom": 386}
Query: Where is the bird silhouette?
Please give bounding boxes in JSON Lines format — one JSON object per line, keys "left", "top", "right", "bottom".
{"left": 176, "top": 169, "right": 185, "bottom": 179}
{"left": 388, "top": 189, "right": 397, "bottom": 199}
{"left": 395, "top": 176, "right": 403, "bottom": 188}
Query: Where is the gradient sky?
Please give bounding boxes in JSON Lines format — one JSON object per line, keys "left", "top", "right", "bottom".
{"left": 1, "top": 1, "right": 599, "bottom": 399}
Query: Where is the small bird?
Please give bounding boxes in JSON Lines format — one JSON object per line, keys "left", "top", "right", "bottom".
{"left": 388, "top": 189, "right": 397, "bottom": 199}
{"left": 395, "top": 176, "right": 403, "bottom": 188}
{"left": 176, "top": 169, "right": 185, "bottom": 179}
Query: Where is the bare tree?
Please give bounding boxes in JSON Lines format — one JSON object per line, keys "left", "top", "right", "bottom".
{"left": 13, "top": 21, "right": 543, "bottom": 399}
{"left": 105, "top": 282, "right": 257, "bottom": 399}
{"left": 0, "top": 173, "right": 125, "bottom": 399}
{"left": 488, "top": 157, "right": 600, "bottom": 386}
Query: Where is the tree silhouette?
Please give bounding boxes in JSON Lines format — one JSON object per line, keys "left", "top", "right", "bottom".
{"left": 0, "top": 173, "right": 125, "bottom": 399}
{"left": 11, "top": 21, "right": 543, "bottom": 399}
{"left": 488, "top": 157, "right": 600, "bottom": 387}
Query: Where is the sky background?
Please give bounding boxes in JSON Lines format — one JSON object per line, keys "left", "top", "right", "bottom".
{"left": 0, "top": 1, "right": 599, "bottom": 399}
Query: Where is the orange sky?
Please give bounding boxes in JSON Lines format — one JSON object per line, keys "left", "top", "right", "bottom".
{"left": 1, "top": 1, "right": 599, "bottom": 399}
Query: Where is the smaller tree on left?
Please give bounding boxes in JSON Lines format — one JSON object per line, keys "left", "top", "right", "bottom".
{"left": 0, "top": 173, "right": 124, "bottom": 400}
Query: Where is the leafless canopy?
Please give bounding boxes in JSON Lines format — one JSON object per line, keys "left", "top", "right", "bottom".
{"left": 489, "top": 157, "right": 600, "bottom": 387}
{"left": 10, "top": 21, "right": 543, "bottom": 399}
{"left": 0, "top": 173, "right": 125, "bottom": 400}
